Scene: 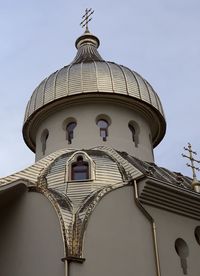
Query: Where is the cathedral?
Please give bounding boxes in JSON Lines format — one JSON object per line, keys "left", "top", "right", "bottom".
{"left": 0, "top": 9, "right": 200, "bottom": 276}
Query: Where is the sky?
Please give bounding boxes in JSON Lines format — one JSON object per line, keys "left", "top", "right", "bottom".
{"left": 0, "top": 0, "right": 200, "bottom": 178}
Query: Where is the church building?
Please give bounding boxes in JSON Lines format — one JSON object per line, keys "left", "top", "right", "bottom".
{"left": 0, "top": 10, "right": 200, "bottom": 276}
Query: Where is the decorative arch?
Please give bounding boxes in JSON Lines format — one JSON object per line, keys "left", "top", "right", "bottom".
{"left": 33, "top": 186, "right": 71, "bottom": 258}
{"left": 72, "top": 181, "right": 129, "bottom": 258}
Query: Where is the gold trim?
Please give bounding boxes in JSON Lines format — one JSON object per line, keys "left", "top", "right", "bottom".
{"left": 75, "top": 181, "right": 130, "bottom": 258}
{"left": 31, "top": 187, "right": 69, "bottom": 257}
{"left": 133, "top": 180, "right": 161, "bottom": 276}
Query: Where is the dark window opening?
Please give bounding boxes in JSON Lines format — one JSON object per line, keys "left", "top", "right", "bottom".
{"left": 41, "top": 129, "right": 49, "bottom": 155}
{"left": 66, "top": 122, "right": 77, "bottom": 144}
{"left": 97, "top": 119, "right": 109, "bottom": 141}
{"left": 128, "top": 123, "right": 136, "bottom": 142}
{"left": 71, "top": 156, "right": 89, "bottom": 181}
{"left": 194, "top": 226, "right": 200, "bottom": 245}
{"left": 128, "top": 122, "right": 139, "bottom": 147}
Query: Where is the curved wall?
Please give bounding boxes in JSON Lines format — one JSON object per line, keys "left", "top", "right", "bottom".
{"left": 0, "top": 190, "right": 64, "bottom": 276}
{"left": 35, "top": 102, "right": 154, "bottom": 161}
{"left": 70, "top": 186, "right": 156, "bottom": 276}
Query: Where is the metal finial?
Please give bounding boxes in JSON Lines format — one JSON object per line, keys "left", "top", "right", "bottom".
{"left": 182, "top": 143, "right": 200, "bottom": 182}
{"left": 80, "top": 8, "right": 94, "bottom": 32}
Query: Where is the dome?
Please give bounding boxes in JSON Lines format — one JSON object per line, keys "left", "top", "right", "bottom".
{"left": 23, "top": 30, "right": 166, "bottom": 152}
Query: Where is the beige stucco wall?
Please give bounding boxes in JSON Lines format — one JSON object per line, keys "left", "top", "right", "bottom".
{"left": 35, "top": 102, "right": 153, "bottom": 162}
{"left": 0, "top": 188, "right": 64, "bottom": 276}
{"left": 145, "top": 205, "right": 200, "bottom": 276}
{"left": 2, "top": 182, "right": 199, "bottom": 276}
{"left": 70, "top": 186, "right": 157, "bottom": 276}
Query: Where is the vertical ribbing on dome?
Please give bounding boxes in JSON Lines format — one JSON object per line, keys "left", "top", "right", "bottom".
{"left": 71, "top": 31, "right": 104, "bottom": 64}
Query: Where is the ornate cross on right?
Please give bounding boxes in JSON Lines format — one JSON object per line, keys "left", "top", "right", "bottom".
{"left": 182, "top": 143, "right": 200, "bottom": 181}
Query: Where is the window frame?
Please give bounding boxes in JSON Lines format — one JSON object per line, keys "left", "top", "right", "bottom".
{"left": 71, "top": 156, "right": 89, "bottom": 181}
{"left": 66, "top": 151, "right": 95, "bottom": 183}
{"left": 97, "top": 119, "right": 109, "bottom": 141}
{"left": 66, "top": 121, "right": 77, "bottom": 144}
{"left": 96, "top": 115, "right": 111, "bottom": 142}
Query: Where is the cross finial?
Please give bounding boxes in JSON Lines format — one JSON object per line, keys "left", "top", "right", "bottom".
{"left": 80, "top": 8, "right": 94, "bottom": 32}
{"left": 182, "top": 143, "right": 200, "bottom": 182}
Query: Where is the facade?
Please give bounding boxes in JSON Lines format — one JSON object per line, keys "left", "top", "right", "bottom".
{"left": 0, "top": 20, "right": 200, "bottom": 276}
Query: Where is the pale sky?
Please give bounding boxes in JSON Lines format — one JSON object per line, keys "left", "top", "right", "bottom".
{"left": 0, "top": 0, "right": 200, "bottom": 178}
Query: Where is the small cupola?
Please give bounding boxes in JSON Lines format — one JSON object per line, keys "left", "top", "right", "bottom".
{"left": 72, "top": 29, "right": 103, "bottom": 64}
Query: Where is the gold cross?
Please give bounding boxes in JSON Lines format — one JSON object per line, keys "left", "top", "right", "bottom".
{"left": 80, "top": 8, "right": 94, "bottom": 32}
{"left": 182, "top": 143, "right": 200, "bottom": 181}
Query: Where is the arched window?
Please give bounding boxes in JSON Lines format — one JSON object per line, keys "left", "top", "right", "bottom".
{"left": 67, "top": 151, "right": 95, "bottom": 182}
{"left": 41, "top": 129, "right": 49, "bottom": 155}
{"left": 97, "top": 119, "right": 109, "bottom": 141}
{"left": 71, "top": 156, "right": 89, "bottom": 181}
{"left": 66, "top": 121, "right": 77, "bottom": 144}
{"left": 128, "top": 121, "right": 139, "bottom": 147}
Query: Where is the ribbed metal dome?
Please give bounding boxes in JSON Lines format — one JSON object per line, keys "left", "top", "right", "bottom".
{"left": 23, "top": 30, "right": 166, "bottom": 151}
{"left": 24, "top": 60, "right": 165, "bottom": 121}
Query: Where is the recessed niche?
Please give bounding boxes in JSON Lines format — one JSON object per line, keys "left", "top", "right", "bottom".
{"left": 194, "top": 226, "right": 200, "bottom": 245}
{"left": 175, "top": 238, "right": 189, "bottom": 275}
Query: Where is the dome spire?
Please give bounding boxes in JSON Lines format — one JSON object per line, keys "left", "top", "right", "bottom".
{"left": 72, "top": 9, "right": 104, "bottom": 64}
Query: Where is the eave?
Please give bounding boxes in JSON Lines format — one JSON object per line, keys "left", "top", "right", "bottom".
{"left": 138, "top": 177, "right": 200, "bottom": 220}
